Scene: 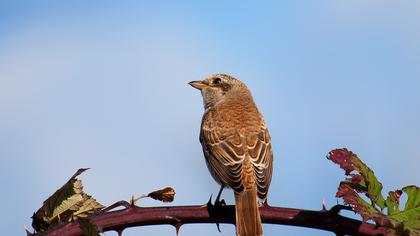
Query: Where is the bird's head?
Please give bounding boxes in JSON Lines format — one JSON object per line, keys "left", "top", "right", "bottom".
{"left": 189, "top": 74, "right": 250, "bottom": 109}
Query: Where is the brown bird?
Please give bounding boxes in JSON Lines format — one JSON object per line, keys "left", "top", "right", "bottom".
{"left": 189, "top": 74, "right": 273, "bottom": 236}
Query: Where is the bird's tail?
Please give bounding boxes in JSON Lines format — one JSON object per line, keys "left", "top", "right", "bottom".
{"left": 234, "top": 186, "right": 262, "bottom": 236}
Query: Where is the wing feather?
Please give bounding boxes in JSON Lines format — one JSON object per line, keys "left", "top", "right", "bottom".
{"left": 249, "top": 128, "right": 273, "bottom": 202}
{"left": 200, "top": 110, "right": 273, "bottom": 201}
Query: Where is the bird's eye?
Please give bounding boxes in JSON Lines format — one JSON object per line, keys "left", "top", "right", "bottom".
{"left": 213, "top": 78, "right": 222, "bottom": 84}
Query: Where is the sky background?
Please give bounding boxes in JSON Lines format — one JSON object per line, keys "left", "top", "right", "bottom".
{"left": 1, "top": 1, "right": 419, "bottom": 235}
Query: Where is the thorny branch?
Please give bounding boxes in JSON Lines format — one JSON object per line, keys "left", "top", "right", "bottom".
{"left": 36, "top": 201, "right": 390, "bottom": 236}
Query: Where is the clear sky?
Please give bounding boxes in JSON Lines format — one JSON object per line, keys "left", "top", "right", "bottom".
{"left": 1, "top": 1, "right": 419, "bottom": 235}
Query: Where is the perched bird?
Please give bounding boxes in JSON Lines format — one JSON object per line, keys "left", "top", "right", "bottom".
{"left": 189, "top": 74, "right": 273, "bottom": 236}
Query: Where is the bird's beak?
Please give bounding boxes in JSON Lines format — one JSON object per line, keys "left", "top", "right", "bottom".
{"left": 188, "top": 80, "right": 208, "bottom": 90}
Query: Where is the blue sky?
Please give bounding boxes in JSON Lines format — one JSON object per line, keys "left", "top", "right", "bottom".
{"left": 1, "top": 1, "right": 419, "bottom": 235}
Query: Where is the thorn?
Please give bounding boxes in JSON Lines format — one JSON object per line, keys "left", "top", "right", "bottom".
{"left": 130, "top": 195, "right": 135, "bottom": 206}
{"left": 24, "top": 225, "right": 33, "bottom": 236}
{"left": 116, "top": 228, "right": 124, "bottom": 236}
{"left": 322, "top": 199, "right": 327, "bottom": 211}
{"left": 207, "top": 194, "right": 213, "bottom": 206}
{"left": 175, "top": 223, "right": 182, "bottom": 236}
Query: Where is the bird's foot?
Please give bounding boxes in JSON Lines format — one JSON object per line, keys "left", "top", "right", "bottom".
{"left": 207, "top": 194, "right": 225, "bottom": 233}
{"left": 207, "top": 194, "right": 226, "bottom": 207}
{"left": 213, "top": 194, "right": 226, "bottom": 233}
{"left": 214, "top": 198, "right": 226, "bottom": 207}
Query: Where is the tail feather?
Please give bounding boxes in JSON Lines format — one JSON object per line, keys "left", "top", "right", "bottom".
{"left": 234, "top": 187, "right": 262, "bottom": 236}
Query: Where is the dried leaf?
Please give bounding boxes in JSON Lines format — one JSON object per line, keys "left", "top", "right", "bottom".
{"left": 73, "top": 194, "right": 105, "bottom": 219}
{"left": 148, "top": 187, "right": 176, "bottom": 203}
{"left": 32, "top": 168, "right": 104, "bottom": 232}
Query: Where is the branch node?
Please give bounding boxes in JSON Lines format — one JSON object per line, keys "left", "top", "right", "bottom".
{"left": 329, "top": 204, "right": 354, "bottom": 215}
{"left": 101, "top": 200, "right": 131, "bottom": 213}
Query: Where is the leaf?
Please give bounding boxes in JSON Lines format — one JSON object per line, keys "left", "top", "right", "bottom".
{"left": 78, "top": 218, "right": 100, "bottom": 236}
{"left": 32, "top": 168, "right": 104, "bottom": 232}
{"left": 31, "top": 212, "right": 50, "bottom": 233}
{"left": 327, "top": 148, "right": 386, "bottom": 209}
{"left": 390, "top": 186, "right": 420, "bottom": 235}
{"left": 328, "top": 148, "right": 420, "bottom": 235}
{"left": 73, "top": 194, "right": 105, "bottom": 219}
{"left": 148, "top": 187, "right": 176, "bottom": 203}
{"left": 402, "top": 186, "right": 419, "bottom": 212}
{"left": 386, "top": 190, "right": 402, "bottom": 215}
{"left": 336, "top": 182, "right": 391, "bottom": 226}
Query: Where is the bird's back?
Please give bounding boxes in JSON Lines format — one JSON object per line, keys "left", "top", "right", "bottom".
{"left": 200, "top": 96, "right": 273, "bottom": 201}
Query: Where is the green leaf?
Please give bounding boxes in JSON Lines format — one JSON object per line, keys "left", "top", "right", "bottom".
{"left": 78, "top": 218, "right": 100, "bottom": 236}
{"left": 389, "top": 186, "right": 420, "bottom": 235}
{"left": 386, "top": 190, "right": 402, "bottom": 215}
{"left": 328, "top": 148, "right": 420, "bottom": 235}
{"left": 402, "top": 186, "right": 419, "bottom": 212}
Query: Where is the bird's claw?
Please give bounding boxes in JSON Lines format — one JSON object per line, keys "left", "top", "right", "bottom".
{"left": 214, "top": 198, "right": 226, "bottom": 207}
{"left": 216, "top": 222, "right": 222, "bottom": 233}
{"left": 208, "top": 194, "right": 225, "bottom": 233}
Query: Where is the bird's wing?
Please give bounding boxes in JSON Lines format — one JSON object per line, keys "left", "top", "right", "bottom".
{"left": 200, "top": 124, "right": 273, "bottom": 199}
{"left": 247, "top": 127, "right": 273, "bottom": 202}
{"left": 200, "top": 125, "right": 246, "bottom": 192}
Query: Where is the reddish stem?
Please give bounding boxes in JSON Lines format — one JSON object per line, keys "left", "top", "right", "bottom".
{"left": 36, "top": 202, "right": 390, "bottom": 236}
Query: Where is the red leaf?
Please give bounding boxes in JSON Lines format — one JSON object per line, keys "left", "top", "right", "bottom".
{"left": 327, "top": 148, "right": 356, "bottom": 175}
{"left": 337, "top": 182, "right": 391, "bottom": 226}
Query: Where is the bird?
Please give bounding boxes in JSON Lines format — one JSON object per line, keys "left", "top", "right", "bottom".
{"left": 189, "top": 74, "right": 273, "bottom": 236}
